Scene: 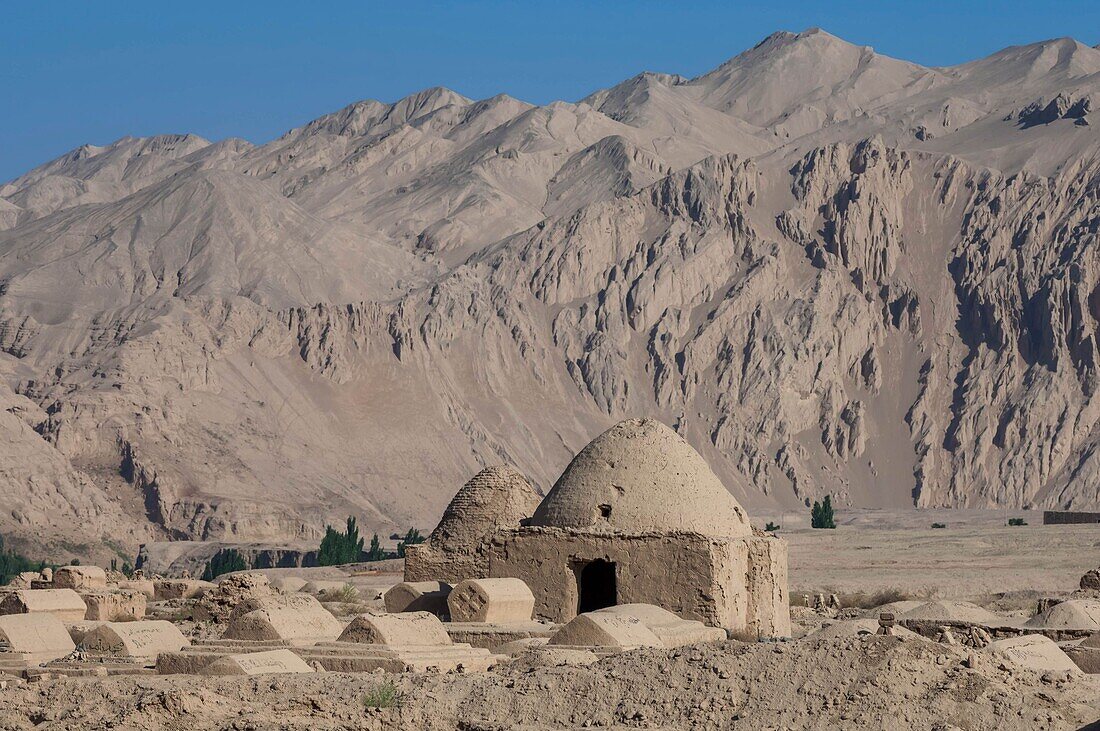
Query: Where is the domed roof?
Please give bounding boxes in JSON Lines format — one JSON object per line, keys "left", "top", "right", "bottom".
{"left": 429, "top": 465, "right": 541, "bottom": 551}
{"left": 529, "top": 419, "right": 751, "bottom": 537}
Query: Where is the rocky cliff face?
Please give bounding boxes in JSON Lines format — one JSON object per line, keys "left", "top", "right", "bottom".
{"left": 2, "top": 29, "right": 1100, "bottom": 560}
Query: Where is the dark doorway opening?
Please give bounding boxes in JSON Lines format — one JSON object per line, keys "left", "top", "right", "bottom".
{"left": 575, "top": 559, "right": 617, "bottom": 613}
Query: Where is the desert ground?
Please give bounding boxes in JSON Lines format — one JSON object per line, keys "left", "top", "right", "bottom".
{"left": 780, "top": 512, "right": 1100, "bottom": 602}
{"left": 1, "top": 511, "right": 1099, "bottom": 730}
{"left": 2, "top": 636, "right": 1098, "bottom": 731}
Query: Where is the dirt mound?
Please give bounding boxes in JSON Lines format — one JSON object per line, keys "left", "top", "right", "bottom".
{"left": 0, "top": 636, "right": 1096, "bottom": 729}
{"left": 900, "top": 601, "right": 1003, "bottom": 624}
{"left": 812, "top": 618, "right": 921, "bottom": 640}
{"left": 1026, "top": 599, "right": 1100, "bottom": 630}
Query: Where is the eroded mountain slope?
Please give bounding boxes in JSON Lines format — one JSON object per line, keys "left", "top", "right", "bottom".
{"left": 2, "top": 29, "right": 1099, "bottom": 560}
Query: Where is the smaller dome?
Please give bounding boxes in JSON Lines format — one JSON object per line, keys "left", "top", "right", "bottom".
{"left": 428, "top": 465, "right": 541, "bottom": 551}
{"left": 529, "top": 419, "right": 751, "bottom": 537}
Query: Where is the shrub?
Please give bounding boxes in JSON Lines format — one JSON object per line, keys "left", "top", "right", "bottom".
{"left": 201, "top": 549, "right": 249, "bottom": 581}
{"left": 810, "top": 496, "right": 836, "bottom": 529}
{"left": 322, "top": 583, "right": 359, "bottom": 603}
{"left": 396, "top": 528, "right": 425, "bottom": 558}
{"left": 362, "top": 679, "right": 405, "bottom": 709}
{"left": 1008, "top": 518, "right": 1028, "bottom": 527}
{"left": 318, "top": 517, "right": 365, "bottom": 566}
{"left": 931, "top": 522, "right": 946, "bottom": 529}
{"left": 764, "top": 522, "right": 781, "bottom": 532}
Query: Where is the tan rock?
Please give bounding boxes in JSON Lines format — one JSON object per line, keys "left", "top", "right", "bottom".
{"left": 812, "top": 618, "right": 921, "bottom": 640}
{"left": 987, "top": 635, "right": 1080, "bottom": 675}
{"left": 200, "top": 648, "right": 314, "bottom": 676}
{"left": 6, "top": 572, "right": 40, "bottom": 589}
{"left": 338, "top": 611, "right": 451, "bottom": 646}
{"left": 548, "top": 612, "right": 664, "bottom": 649}
{"left": 384, "top": 581, "right": 452, "bottom": 615}
{"left": 154, "top": 579, "right": 214, "bottom": 601}
{"left": 447, "top": 578, "right": 535, "bottom": 623}
{"left": 1064, "top": 632, "right": 1100, "bottom": 673}
{"left": 52, "top": 566, "right": 108, "bottom": 591}
{"left": 1025, "top": 599, "right": 1100, "bottom": 630}
{"left": 223, "top": 595, "right": 342, "bottom": 645}
{"left": 0, "top": 614, "right": 76, "bottom": 664}
{"left": 65, "top": 620, "right": 106, "bottom": 645}
{"left": 901, "top": 601, "right": 1003, "bottom": 625}
{"left": 115, "top": 579, "right": 156, "bottom": 599}
{"left": 0, "top": 589, "right": 87, "bottom": 622}
{"left": 80, "top": 590, "right": 146, "bottom": 621}
{"left": 82, "top": 620, "right": 189, "bottom": 658}
{"left": 270, "top": 577, "right": 308, "bottom": 594}
{"left": 596, "top": 604, "right": 726, "bottom": 647}
{"left": 193, "top": 573, "right": 274, "bottom": 623}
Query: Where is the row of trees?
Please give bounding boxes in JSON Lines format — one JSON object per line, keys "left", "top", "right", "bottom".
{"left": 4, "top": 518, "right": 429, "bottom": 584}
{"left": 199, "top": 517, "right": 428, "bottom": 579}
{"left": 317, "top": 517, "right": 425, "bottom": 566}
{"left": 0, "top": 533, "right": 45, "bottom": 585}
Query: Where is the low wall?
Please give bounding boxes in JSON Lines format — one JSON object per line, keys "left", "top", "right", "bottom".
{"left": 1043, "top": 511, "right": 1100, "bottom": 525}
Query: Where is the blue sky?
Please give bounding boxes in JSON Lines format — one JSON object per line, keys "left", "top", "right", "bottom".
{"left": 3, "top": 1, "right": 1099, "bottom": 181}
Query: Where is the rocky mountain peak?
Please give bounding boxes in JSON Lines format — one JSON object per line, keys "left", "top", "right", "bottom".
{"left": 3, "top": 29, "right": 1100, "bottom": 560}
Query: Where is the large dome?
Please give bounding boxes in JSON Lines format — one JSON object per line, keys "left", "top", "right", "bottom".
{"left": 529, "top": 419, "right": 752, "bottom": 537}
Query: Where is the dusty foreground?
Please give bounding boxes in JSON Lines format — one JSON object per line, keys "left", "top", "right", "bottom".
{"left": 1, "top": 636, "right": 1098, "bottom": 731}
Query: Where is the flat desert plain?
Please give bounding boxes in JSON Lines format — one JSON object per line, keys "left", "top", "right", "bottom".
{"left": 776, "top": 511, "right": 1100, "bottom": 600}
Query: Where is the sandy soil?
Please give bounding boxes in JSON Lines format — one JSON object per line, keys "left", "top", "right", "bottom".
{"left": 1, "top": 636, "right": 1097, "bottom": 730}
{"left": 771, "top": 512, "right": 1100, "bottom": 601}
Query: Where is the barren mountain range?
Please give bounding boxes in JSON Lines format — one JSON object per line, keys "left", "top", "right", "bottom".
{"left": 3, "top": 28, "right": 1100, "bottom": 560}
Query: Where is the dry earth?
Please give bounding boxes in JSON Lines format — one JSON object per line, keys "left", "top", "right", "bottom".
{"left": 775, "top": 513, "right": 1100, "bottom": 601}
{"left": 1, "top": 637, "right": 1098, "bottom": 730}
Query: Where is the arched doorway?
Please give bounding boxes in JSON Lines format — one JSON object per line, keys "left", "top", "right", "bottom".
{"left": 574, "top": 558, "right": 617, "bottom": 613}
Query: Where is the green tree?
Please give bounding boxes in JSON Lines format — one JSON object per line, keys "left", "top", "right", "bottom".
{"left": 396, "top": 528, "right": 425, "bottom": 558}
{"left": 811, "top": 495, "right": 836, "bottom": 529}
{"left": 201, "top": 549, "right": 249, "bottom": 581}
{"left": 318, "top": 517, "right": 365, "bottom": 566}
{"left": 0, "top": 533, "right": 45, "bottom": 585}
{"left": 364, "top": 534, "right": 387, "bottom": 562}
